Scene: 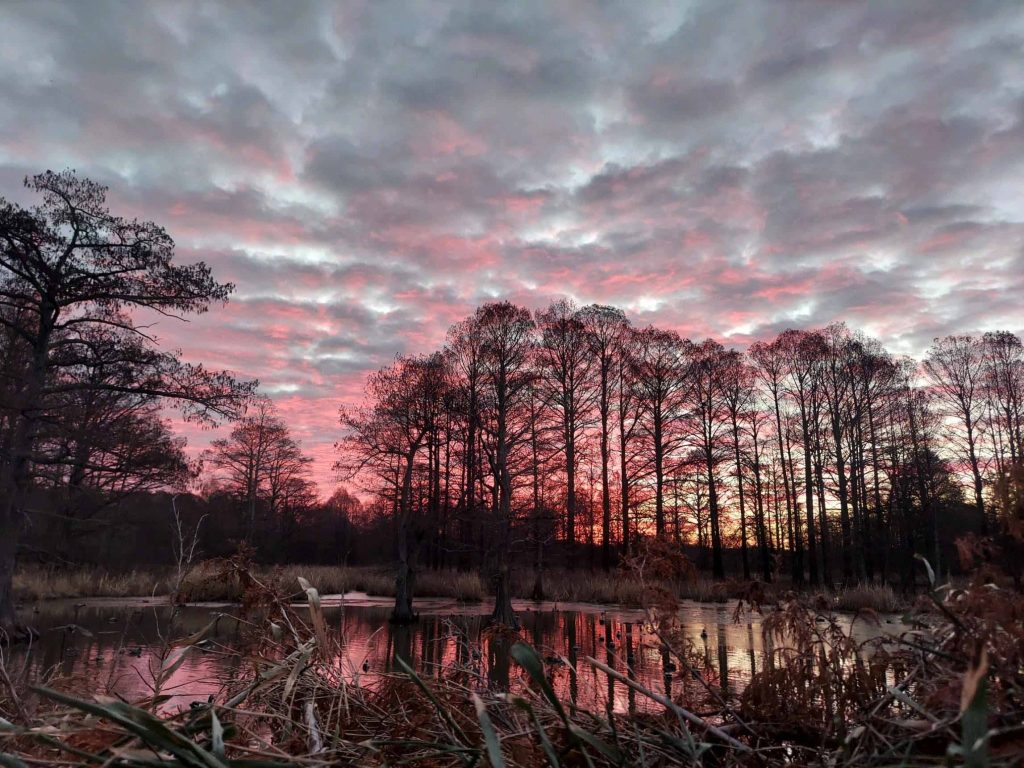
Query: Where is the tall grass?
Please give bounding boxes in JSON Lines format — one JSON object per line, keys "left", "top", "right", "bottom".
{"left": 828, "top": 582, "right": 903, "bottom": 613}
{"left": 14, "top": 562, "right": 909, "bottom": 613}
{"left": 12, "top": 566, "right": 173, "bottom": 601}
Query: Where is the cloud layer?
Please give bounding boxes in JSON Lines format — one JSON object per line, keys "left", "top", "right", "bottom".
{"left": 3, "top": 1, "right": 1024, "bottom": 489}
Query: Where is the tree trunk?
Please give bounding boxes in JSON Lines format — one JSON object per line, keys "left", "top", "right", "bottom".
{"left": 833, "top": 416, "right": 854, "bottom": 584}
{"left": 800, "top": 404, "right": 819, "bottom": 585}
{"left": 653, "top": 415, "right": 665, "bottom": 537}
{"left": 490, "top": 561, "right": 518, "bottom": 628}
{"left": 390, "top": 456, "right": 419, "bottom": 624}
{"left": 0, "top": 318, "right": 53, "bottom": 640}
{"left": 0, "top": 505, "right": 27, "bottom": 641}
{"left": 600, "top": 377, "right": 612, "bottom": 570}
{"left": 708, "top": 462, "right": 725, "bottom": 579}
{"left": 730, "top": 414, "right": 750, "bottom": 580}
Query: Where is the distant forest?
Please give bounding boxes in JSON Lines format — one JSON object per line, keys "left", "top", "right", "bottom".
{"left": 3, "top": 171, "right": 1023, "bottom": 629}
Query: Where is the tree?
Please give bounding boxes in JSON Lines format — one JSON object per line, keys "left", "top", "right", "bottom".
{"left": 579, "top": 304, "right": 629, "bottom": 570}
{"left": 982, "top": 331, "right": 1024, "bottom": 471}
{"left": 205, "top": 398, "right": 287, "bottom": 542}
{"left": 778, "top": 329, "right": 824, "bottom": 584}
{"left": 38, "top": 391, "right": 192, "bottom": 562}
{"left": 475, "top": 302, "right": 535, "bottom": 628}
{"left": 446, "top": 317, "right": 485, "bottom": 570}
{"left": 535, "top": 299, "right": 596, "bottom": 569}
{"left": 722, "top": 349, "right": 754, "bottom": 580}
{"left": 0, "top": 170, "right": 253, "bottom": 637}
{"left": 616, "top": 327, "right": 643, "bottom": 556}
{"left": 337, "top": 353, "right": 447, "bottom": 623}
{"left": 925, "top": 335, "right": 988, "bottom": 533}
{"left": 630, "top": 328, "right": 688, "bottom": 539}
{"left": 750, "top": 336, "right": 802, "bottom": 582}
{"left": 687, "top": 339, "right": 732, "bottom": 578}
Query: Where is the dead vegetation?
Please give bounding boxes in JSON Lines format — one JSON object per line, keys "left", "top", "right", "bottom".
{"left": 6, "top": 516, "right": 1024, "bottom": 766}
{"left": 15, "top": 560, "right": 912, "bottom": 617}
{"left": 2, "top": 548, "right": 1023, "bottom": 767}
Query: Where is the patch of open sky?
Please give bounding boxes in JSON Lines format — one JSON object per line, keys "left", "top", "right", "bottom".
{"left": 784, "top": 300, "right": 815, "bottom": 322}
{"left": 361, "top": 295, "right": 398, "bottom": 315}
{"left": 917, "top": 276, "right": 950, "bottom": 301}
{"left": 630, "top": 295, "right": 664, "bottom": 314}
{"left": 518, "top": 213, "right": 581, "bottom": 245}
{"left": 861, "top": 248, "right": 898, "bottom": 272}
{"left": 262, "top": 382, "right": 301, "bottom": 395}
{"left": 881, "top": 332, "right": 921, "bottom": 358}
{"left": 724, "top": 321, "right": 756, "bottom": 338}
{"left": 975, "top": 176, "right": 1024, "bottom": 222}
{"left": 244, "top": 244, "right": 342, "bottom": 267}
{"left": 640, "top": 3, "right": 691, "bottom": 45}
{"left": 264, "top": 181, "right": 340, "bottom": 217}
{"left": 587, "top": 97, "right": 626, "bottom": 136}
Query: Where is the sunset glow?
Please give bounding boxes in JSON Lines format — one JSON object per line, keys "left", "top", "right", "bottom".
{"left": 2, "top": 3, "right": 1023, "bottom": 490}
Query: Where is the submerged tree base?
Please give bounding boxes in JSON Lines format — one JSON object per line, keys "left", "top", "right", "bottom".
{"left": 387, "top": 611, "right": 419, "bottom": 625}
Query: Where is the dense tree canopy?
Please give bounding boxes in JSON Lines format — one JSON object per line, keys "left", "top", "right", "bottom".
{"left": 0, "top": 170, "right": 255, "bottom": 635}
{"left": 337, "top": 299, "right": 1023, "bottom": 625}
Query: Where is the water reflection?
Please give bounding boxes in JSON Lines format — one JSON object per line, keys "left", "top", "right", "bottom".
{"left": 11, "top": 597, "right": 901, "bottom": 716}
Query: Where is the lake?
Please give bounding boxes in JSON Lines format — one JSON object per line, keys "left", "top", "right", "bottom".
{"left": 11, "top": 595, "right": 904, "bottom": 716}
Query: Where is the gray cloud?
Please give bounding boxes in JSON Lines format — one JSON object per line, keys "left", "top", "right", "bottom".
{"left": 2, "top": 0, "right": 1023, "bottom": 484}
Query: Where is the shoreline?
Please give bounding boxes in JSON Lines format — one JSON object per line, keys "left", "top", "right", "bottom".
{"left": 16, "top": 577, "right": 913, "bottom": 618}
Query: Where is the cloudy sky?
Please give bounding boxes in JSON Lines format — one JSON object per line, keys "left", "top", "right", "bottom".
{"left": 2, "top": 1, "right": 1024, "bottom": 490}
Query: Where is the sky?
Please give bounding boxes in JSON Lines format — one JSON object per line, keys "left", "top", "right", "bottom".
{"left": 2, "top": 1, "right": 1024, "bottom": 492}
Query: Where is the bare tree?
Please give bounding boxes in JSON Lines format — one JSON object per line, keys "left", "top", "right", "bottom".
{"left": 982, "top": 331, "right": 1024, "bottom": 470}
{"left": 925, "top": 335, "right": 989, "bottom": 533}
{"left": 778, "top": 329, "right": 824, "bottom": 584}
{"left": 750, "top": 336, "right": 802, "bottom": 582}
{"left": 687, "top": 339, "right": 731, "bottom": 578}
{"left": 580, "top": 304, "right": 630, "bottom": 570}
{"left": 722, "top": 349, "right": 754, "bottom": 580}
{"left": 631, "top": 328, "right": 688, "bottom": 539}
{"left": 205, "top": 398, "right": 286, "bottom": 541}
{"left": 475, "top": 302, "right": 535, "bottom": 627}
{"left": 0, "top": 170, "right": 253, "bottom": 637}
{"left": 337, "top": 353, "right": 447, "bottom": 623}
{"left": 536, "top": 299, "right": 596, "bottom": 569}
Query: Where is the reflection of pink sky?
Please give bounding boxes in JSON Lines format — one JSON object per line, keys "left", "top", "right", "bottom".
{"left": 18, "top": 600, "right": 906, "bottom": 719}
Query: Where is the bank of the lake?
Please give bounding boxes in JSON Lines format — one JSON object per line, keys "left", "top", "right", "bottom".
{"left": 13, "top": 563, "right": 910, "bottom": 613}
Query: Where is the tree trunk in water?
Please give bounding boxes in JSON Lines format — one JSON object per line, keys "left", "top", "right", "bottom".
{"left": 531, "top": 546, "right": 545, "bottom": 601}
{"left": 390, "top": 557, "right": 417, "bottom": 624}
{"left": 390, "top": 457, "right": 419, "bottom": 624}
{"left": 490, "top": 562, "right": 518, "bottom": 628}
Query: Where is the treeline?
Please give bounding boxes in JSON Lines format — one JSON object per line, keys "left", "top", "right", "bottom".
{"left": 337, "top": 300, "right": 1023, "bottom": 622}
{"left": 3, "top": 170, "right": 1022, "bottom": 635}
{"left": 0, "top": 171, "right": 255, "bottom": 636}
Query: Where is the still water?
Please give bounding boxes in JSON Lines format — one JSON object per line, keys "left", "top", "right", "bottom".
{"left": 11, "top": 595, "right": 900, "bottom": 716}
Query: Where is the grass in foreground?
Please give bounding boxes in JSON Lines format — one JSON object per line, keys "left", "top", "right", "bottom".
{"left": 2, "top": 557, "right": 1022, "bottom": 767}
